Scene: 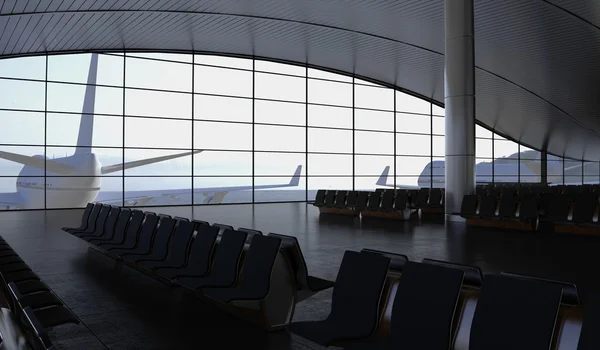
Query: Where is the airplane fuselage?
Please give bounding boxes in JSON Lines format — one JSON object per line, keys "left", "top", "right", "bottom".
{"left": 16, "top": 153, "right": 101, "bottom": 209}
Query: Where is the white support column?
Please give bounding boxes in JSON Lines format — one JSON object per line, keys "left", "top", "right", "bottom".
{"left": 444, "top": 0, "right": 476, "bottom": 217}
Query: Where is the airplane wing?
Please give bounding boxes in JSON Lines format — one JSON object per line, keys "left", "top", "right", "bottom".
{"left": 101, "top": 150, "right": 203, "bottom": 174}
{"left": 0, "top": 192, "right": 21, "bottom": 209}
{"left": 0, "top": 150, "right": 74, "bottom": 175}
{"left": 95, "top": 165, "right": 303, "bottom": 205}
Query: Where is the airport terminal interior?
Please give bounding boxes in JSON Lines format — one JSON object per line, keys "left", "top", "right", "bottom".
{"left": 1, "top": 0, "right": 600, "bottom": 349}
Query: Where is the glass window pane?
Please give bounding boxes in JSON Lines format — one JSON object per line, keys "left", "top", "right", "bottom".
{"left": 47, "top": 113, "right": 123, "bottom": 147}
{"left": 355, "top": 176, "right": 384, "bottom": 191}
{"left": 307, "top": 176, "right": 353, "bottom": 191}
{"left": 194, "top": 151, "right": 251, "bottom": 176}
{"left": 476, "top": 125, "right": 492, "bottom": 138}
{"left": 476, "top": 159, "right": 493, "bottom": 183}
{"left": 356, "top": 109, "right": 394, "bottom": 132}
{"left": 355, "top": 155, "right": 393, "bottom": 176}
{"left": 44, "top": 176, "right": 106, "bottom": 209}
{"left": 254, "top": 125, "right": 305, "bottom": 152}
{"left": 0, "top": 56, "right": 45, "bottom": 80}
{"left": 308, "top": 128, "right": 352, "bottom": 153}
{"left": 255, "top": 100, "right": 305, "bottom": 126}
{"left": 308, "top": 154, "right": 352, "bottom": 176}
{"left": 355, "top": 85, "right": 393, "bottom": 110}
{"left": 494, "top": 159, "right": 518, "bottom": 182}
{"left": 355, "top": 131, "right": 393, "bottom": 155}
{"left": 255, "top": 73, "right": 305, "bottom": 102}
{"left": 395, "top": 176, "right": 421, "bottom": 188}
{"left": 0, "top": 177, "right": 41, "bottom": 210}
{"left": 308, "top": 79, "right": 352, "bottom": 106}
{"left": 0, "top": 146, "right": 44, "bottom": 177}
{"left": 193, "top": 177, "right": 253, "bottom": 204}
{"left": 45, "top": 146, "right": 123, "bottom": 176}
{"left": 48, "top": 83, "right": 122, "bottom": 115}
{"left": 194, "top": 95, "right": 252, "bottom": 123}
{"left": 396, "top": 133, "right": 431, "bottom": 156}
{"left": 193, "top": 121, "right": 252, "bottom": 150}
{"left": 547, "top": 160, "right": 564, "bottom": 182}
{"left": 308, "top": 105, "right": 352, "bottom": 129}
{"left": 396, "top": 113, "right": 430, "bottom": 134}
{"left": 584, "top": 162, "right": 599, "bottom": 184}
{"left": 124, "top": 177, "right": 192, "bottom": 206}
{"left": 308, "top": 68, "right": 352, "bottom": 82}
{"left": 128, "top": 52, "right": 191, "bottom": 63}
{"left": 126, "top": 117, "right": 192, "bottom": 149}
{"left": 396, "top": 91, "right": 430, "bottom": 114}
{"left": 396, "top": 156, "right": 431, "bottom": 176}
{"left": 255, "top": 152, "right": 305, "bottom": 176}
{"left": 125, "top": 89, "right": 190, "bottom": 119}
{"left": 48, "top": 54, "right": 123, "bottom": 86}
{"left": 0, "top": 79, "right": 45, "bottom": 110}
{"left": 433, "top": 135, "right": 444, "bottom": 157}
{"left": 519, "top": 145, "right": 540, "bottom": 160}
{"left": 432, "top": 116, "right": 445, "bottom": 135}
{"left": 124, "top": 149, "right": 191, "bottom": 176}
{"left": 195, "top": 65, "right": 252, "bottom": 97}
{"left": 432, "top": 104, "right": 444, "bottom": 116}
{"left": 476, "top": 139, "right": 493, "bottom": 158}
{"left": 0, "top": 111, "right": 44, "bottom": 145}
{"left": 254, "top": 177, "right": 306, "bottom": 202}
{"left": 565, "top": 176, "right": 583, "bottom": 185}
{"left": 494, "top": 139, "right": 519, "bottom": 158}
{"left": 194, "top": 55, "right": 252, "bottom": 70}
{"left": 255, "top": 60, "right": 305, "bottom": 76}
{"left": 94, "top": 176, "right": 123, "bottom": 206}
{"left": 126, "top": 57, "right": 191, "bottom": 91}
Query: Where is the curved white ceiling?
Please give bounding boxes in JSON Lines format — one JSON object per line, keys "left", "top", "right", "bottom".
{"left": 0, "top": 0, "right": 598, "bottom": 160}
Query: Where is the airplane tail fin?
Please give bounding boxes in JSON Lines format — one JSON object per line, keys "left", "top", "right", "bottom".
{"left": 376, "top": 166, "right": 391, "bottom": 187}
{"left": 75, "top": 53, "right": 99, "bottom": 155}
{"left": 288, "top": 165, "right": 302, "bottom": 186}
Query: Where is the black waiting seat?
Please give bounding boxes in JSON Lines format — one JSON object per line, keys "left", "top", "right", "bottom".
{"left": 500, "top": 272, "right": 579, "bottom": 305}
{"left": 155, "top": 225, "right": 219, "bottom": 280}
{"left": 422, "top": 258, "right": 483, "bottom": 287}
{"left": 203, "top": 235, "right": 282, "bottom": 303}
{"left": 7, "top": 283, "right": 79, "bottom": 329}
{"left": 71, "top": 205, "right": 110, "bottom": 238}
{"left": 573, "top": 194, "right": 597, "bottom": 225}
{"left": 577, "top": 292, "right": 600, "bottom": 349}
{"left": 334, "top": 191, "right": 348, "bottom": 209}
{"left": 497, "top": 195, "right": 518, "bottom": 219}
{"left": 313, "top": 190, "right": 326, "bottom": 207}
{"left": 177, "top": 229, "right": 248, "bottom": 291}
{"left": 237, "top": 227, "right": 263, "bottom": 244}
{"left": 361, "top": 248, "right": 408, "bottom": 272}
{"left": 355, "top": 192, "right": 370, "bottom": 211}
{"left": 0, "top": 262, "right": 30, "bottom": 274}
{"left": 539, "top": 193, "right": 555, "bottom": 217}
{"left": 469, "top": 274, "right": 563, "bottom": 350}
{"left": 379, "top": 190, "right": 395, "bottom": 212}
{"left": 103, "top": 213, "right": 159, "bottom": 253}
{"left": 32, "top": 305, "right": 79, "bottom": 329}
{"left": 460, "top": 195, "right": 478, "bottom": 219}
{"left": 138, "top": 220, "right": 195, "bottom": 271}
{"left": 478, "top": 195, "right": 497, "bottom": 218}
{"left": 428, "top": 188, "right": 443, "bottom": 207}
{"left": 74, "top": 206, "right": 119, "bottom": 239}
{"left": 547, "top": 194, "right": 571, "bottom": 223}
{"left": 289, "top": 251, "right": 391, "bottom": 347}
{"left": 22, "top": 306, "right": 53, "bottom": 349}
{"left": 8, "top": 282, "right": 62, "bottom": 310}
{"left": 367, "top": 191, "right": 382, "bottom": 211}
{"left": 345, "top": 261, "right": 464, "bottom": 350}
{"left": 212, "top": 223, "right": 233, "bottom": 234}
{"left": 0, "top": 270, "right": 38, "bottom": 284}
{"left": 518, "top": 195, "right": 539, "bottom": 221}
{"left": 121, "top": 217, "right": 177, "bottom": 263}
{"left": 90, "top": 209, "right": 138, "bottom": 246}
{"left": 85, "top": 208, "right": 132, "bottom": 243}
{"left": 14, "top": 280, "right": 50, "bottom": 295}
{"left": 268, "top": 233, "right": 334, "bottom": 293}
{"left": 324, "top": 190, "right": 337, "bottom": 208}
{"left": 61, "top": 203, "right": 94, "bottom": 233}
{"left": 64, "top": 204, "right": 103, "bottom": 235}
{"left": 345, "top": 191, "right": 358, "bottom": 210}
{"left": 412, "top": 188, "right": 429, "bottom": 209}
{"left": 0, "top": 256, "right": 23, "bottom": 266}
{"left": 192, "top": 219, "right": 209, "bottom": 228}
{"left": 394, "top": 190, "right": 409, "bottom": 211}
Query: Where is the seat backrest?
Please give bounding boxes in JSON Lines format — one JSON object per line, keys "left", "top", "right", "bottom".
{"left": 314, "top": 190, "right": 326, "bottom": 205}
{"left": 500, "top": 272, "right": 579, "bottom": 305}
{"left": 143, "top": 216, "right": 175, "bottom": 256}
{"left": 238, "top": 235, "right": 282, "bottom": 296}
{"left": 191, "top": 220, "right": 209, "bottom": 232}
{"left": 394, "top": 190, "right": 409, "bottom": 211}
{"left": 130, "top": 213, "right": 159, "bottom": 250}
{"left": 469, "top": 274, "right": 563, "bottom": 350}
{"left": 389, "top": 262, "right": 464, "bottom": 349}
{"left": 92, "top": 205, "right": 112, "bottom": 234}
{"left": 212, "top": 223, "right": 234, "bottom": 234}
{"left": 85, "top": 204, "right": 103, "bottom": 231}
{"left": 367, "top": 191, "right": 382, "bottom": 210}
{"left": 518, "top": 195, "right": 539, "bottom": 220}
{"left": 173, "top": 216, "right": 189, "bottom": 222}
{"left": 422, "top": 258, "right": 483, "bottom": 287}
{"left": 573, "top": 194, "right": 597, "bottom": 224}
{"left": 237, "top": 227, "right": 263, "bottom": 244}
{"left": 108, "top": 208, "right": 132, "bottom": 242}
{"left": 345, "top": 191, "right": 358, "bottom": 208}
{"left": 414, "top": 188, "right": 429, "bottom": 207}
{"left": 356, "top": 192, "right": 370, "bottom": 209}
{"left": 361, "top": 248, "right": 408, "bottom": 272}
{"left": 164, "top": 220, "right": 195, "bottom": 262}
{"left": 23, "top": 306, "right": 52, "bottom": 350}
{"left": 577, "top": 292, "right": 600, "bottom": 350}
{"left": 78, "top": 203, "right": 95, "bottom": 229}
{"left": 268, "top": 233, "right": 309, "bottom": 288}
{"left": 327, "top": 251, "right": 390, "bottom": 340}
{"left": 498, "top": 195, "right": 518, "bottom": 218}
{"left": 324, "top": 190, "right": 337, "bottom": 206}
{"left": 428, "top": 188, "right": 442, "bottom": 206}
{"left": 102, "top": 207, "right": 121, "bottom": 236}
{"left": 478, "top": 195, "right": 497, "bottom": 217}
{"left": 461, "top": 195, "right": 478, "bottom": 216}
{"left": 548, "top": 194, "right": 571, "bottom": 221}
{"left": 380, "top": 190, "right": 395, "bottom": 210}
{"left": 116, "top": 210, "right": 146, "bottom": 247}
{"left": 334, "top": 191, "right": 348, "bottom": 207}
{"left": 187, "top": 225, "right": 220, "bottom": 274}
{"left": 208, "top": 229, "right": 248, "bottom": 286}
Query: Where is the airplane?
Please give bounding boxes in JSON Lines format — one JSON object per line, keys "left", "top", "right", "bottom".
{"left": 376, "top": 150, "right": 597, "bottom": 189}
{"left": 0, "top": 54, "right": 302, "bottom": 209}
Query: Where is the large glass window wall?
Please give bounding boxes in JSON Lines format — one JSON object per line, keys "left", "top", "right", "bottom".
{"left": 0, "top": 52, "right": 595, "bottom": 210}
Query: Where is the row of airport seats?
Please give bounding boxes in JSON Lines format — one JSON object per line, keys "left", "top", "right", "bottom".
{"left": 63, "top": 203, "right": 334, "bottom": 330}
{"left": 0, "top": 236, "right": 79, "bottom": 349}
{"left": 462, "top": 187, "right": 600, "bottom": 234}
{"left": 313, "top": 188, "right": 444, "bottom": 219}
{"left": 476, "top": 183, "right": 600, "bottom": 197}
{"left": 289, "top": 248, "right": 596, "bottom": 349}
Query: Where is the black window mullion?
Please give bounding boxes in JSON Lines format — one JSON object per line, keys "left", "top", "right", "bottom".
{"left": 191, "top": 53, "right": 195, "bottom": 205}
{"left": 252, "top": 58, "right": 255, "bottom": 203}
{"left": 44, "top": 54, "right": 48, "bottom": 209}
{"left": 122, "top": 52, "right": 126, "bottom": 207}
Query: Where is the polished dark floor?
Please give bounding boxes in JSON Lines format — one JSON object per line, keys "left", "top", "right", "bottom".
{"left": 1, "top": 203, "right": 599, "bottom": 349}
